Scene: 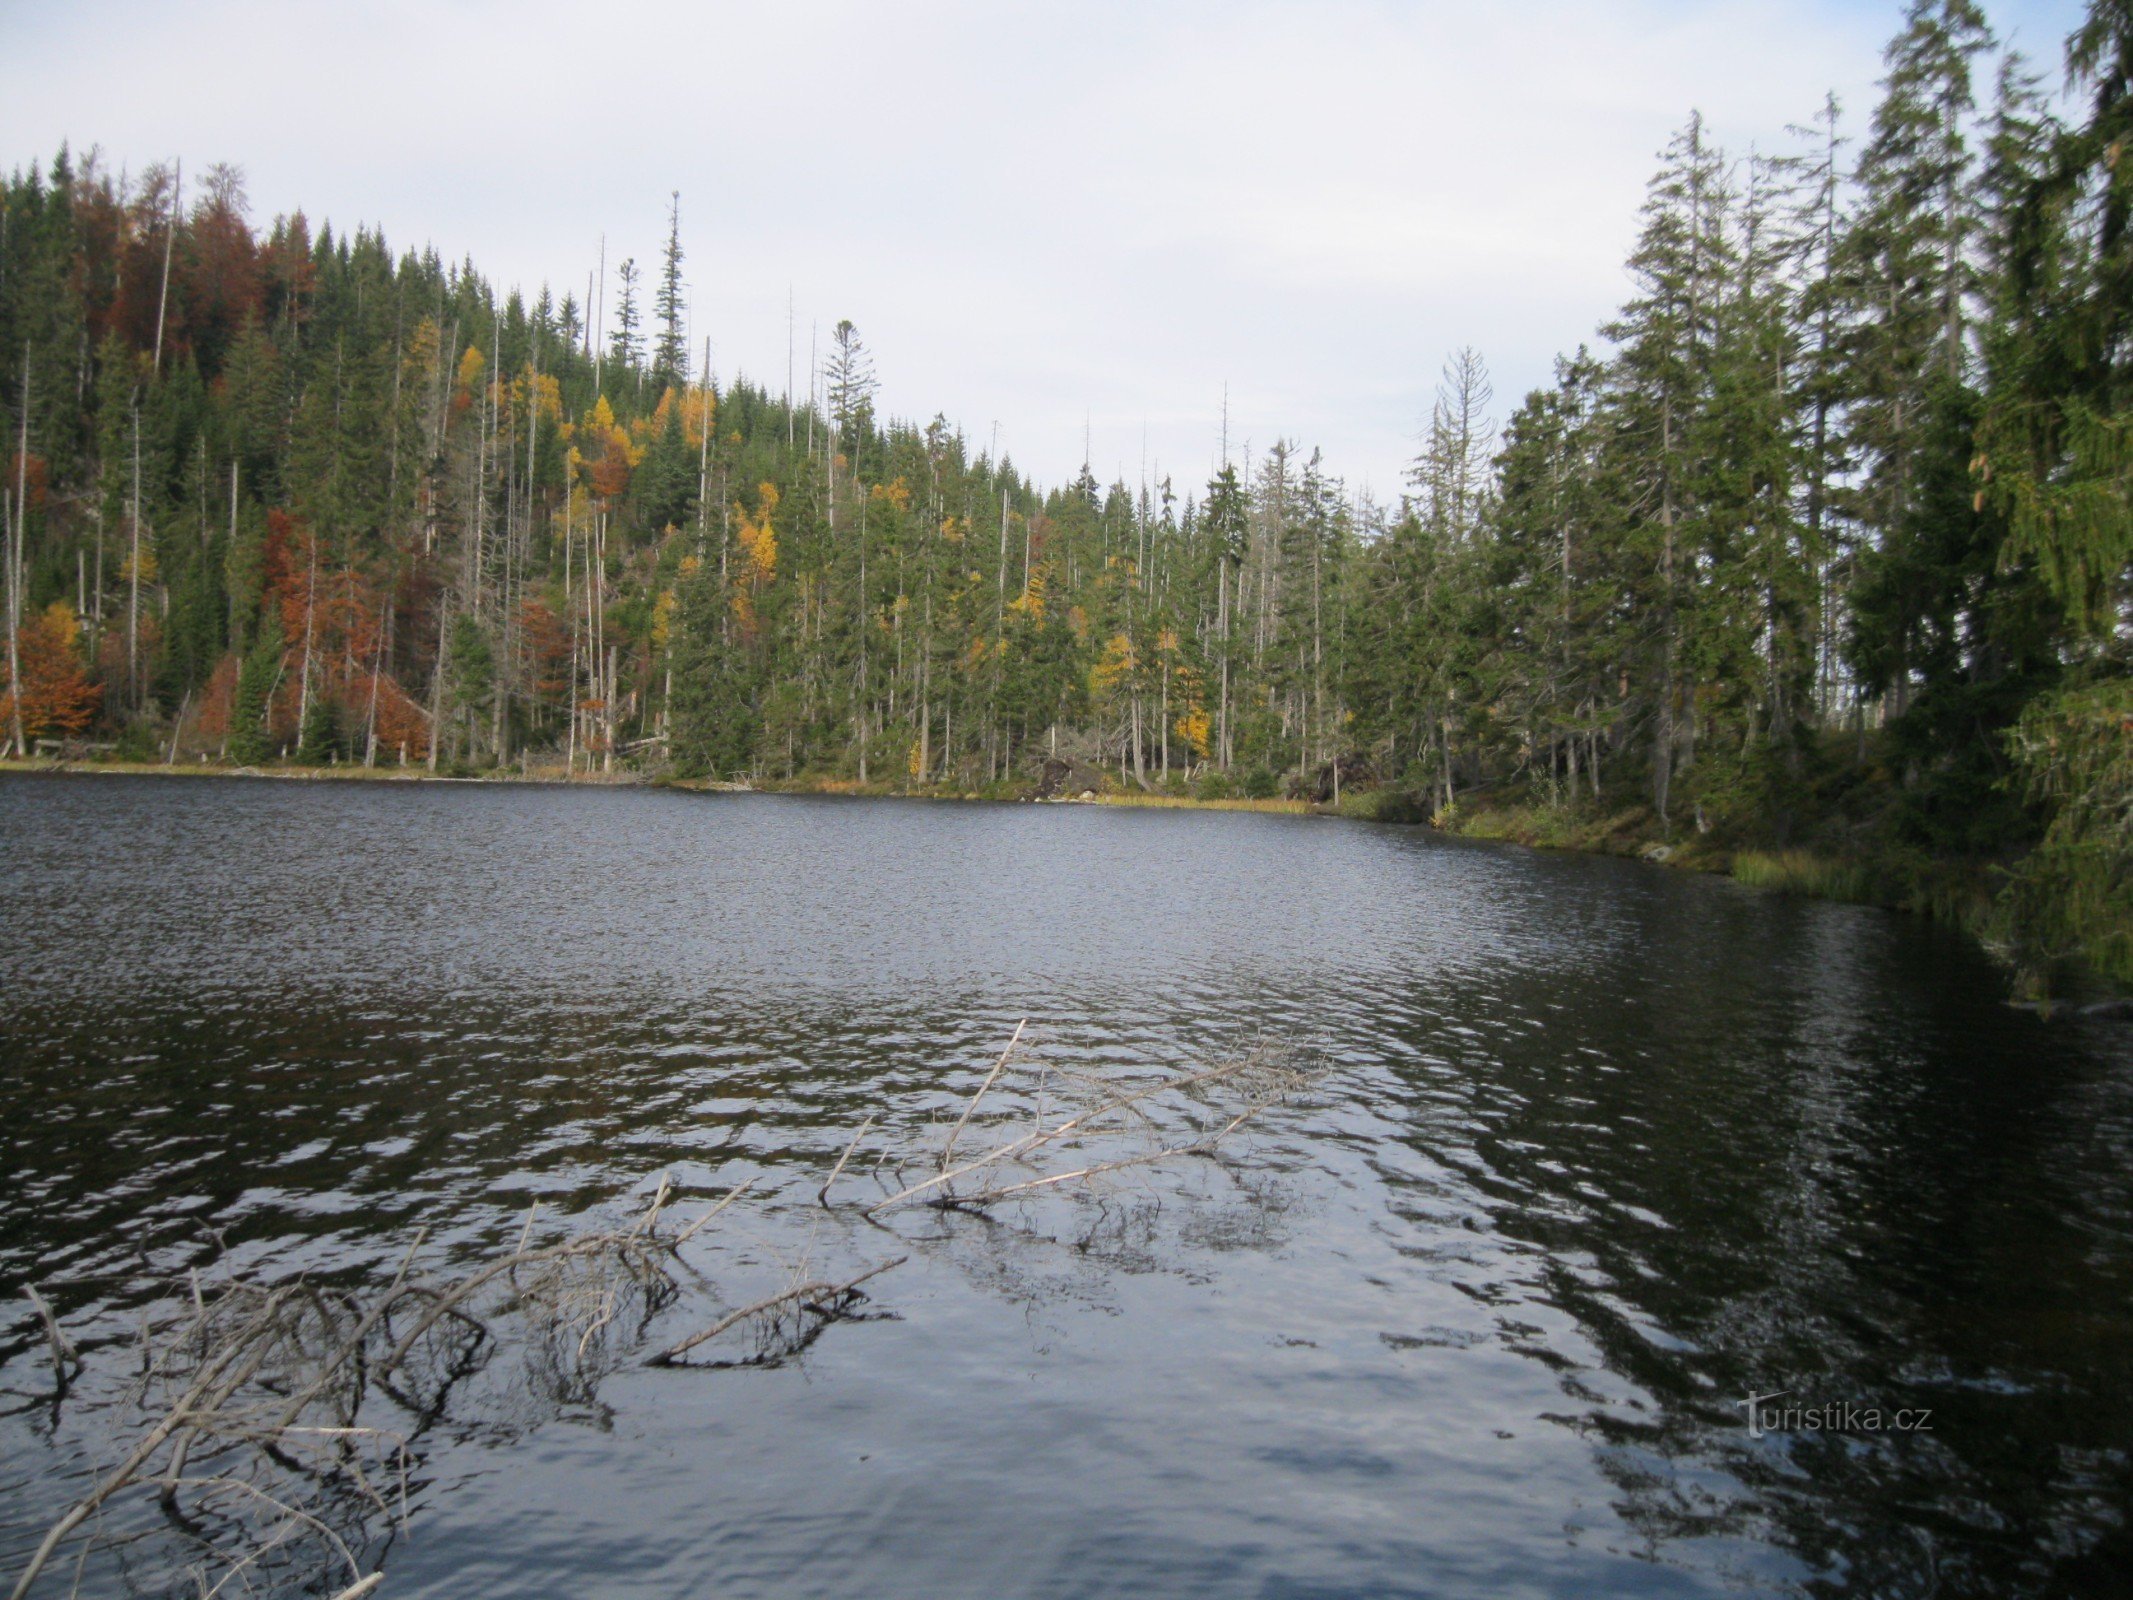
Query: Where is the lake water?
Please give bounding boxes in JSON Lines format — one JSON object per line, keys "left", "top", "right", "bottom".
{"left": 2, "top": 775, "right": 2130, "bottom": 1598}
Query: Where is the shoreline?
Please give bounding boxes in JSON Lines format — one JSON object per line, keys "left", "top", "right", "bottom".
{"left": 0, "top": 752, "right": 1959, "bottom": 897}
{"left": 1, "top": 757, "right": 647, "bottom": 786}
{"left": 0, "top": 758, "right": 1332, "bottom": 813}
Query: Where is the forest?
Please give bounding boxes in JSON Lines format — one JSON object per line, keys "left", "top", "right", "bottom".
{"left": 1, "top": 0, "right": 2128, "bottom": 989}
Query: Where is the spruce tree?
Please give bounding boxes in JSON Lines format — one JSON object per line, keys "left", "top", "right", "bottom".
{"left": 1840, "top": 0, "right": 1995, "bottom": 720}
{"left": 825, "top": 320, "right": 876, "bottom": 456}
{"left": 1693, "top": 152, "right": 1812, "bottom": 824}
{"left": 1602, "top": 112, "right": 1734, "bottom": 825}
{"left": 1982, "top": 1, "right": 2133, "bottom": 984}
{"left": 226, "top": 612, "right": 281, "bottom": 764}
{"left": 1492, "top": 351, "right": 1616, "bottom": 802}
{"left": 651, "top": 193, "right": 688, "bottom": 393}
{"left": 608, "top": 258, "right": 642, "bottom": 382}
{"left": 1778, "top": 93, "right": 1854, "bottom": 719}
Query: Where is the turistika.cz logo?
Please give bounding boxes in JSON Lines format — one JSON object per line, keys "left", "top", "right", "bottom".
{"left": 1740, "top": 1390, "right": 1933, "bottom": 1439}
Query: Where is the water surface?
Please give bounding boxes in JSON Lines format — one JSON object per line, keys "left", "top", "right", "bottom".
{"left": 3, "top": 775, "right": 2129, "bottom": 1597}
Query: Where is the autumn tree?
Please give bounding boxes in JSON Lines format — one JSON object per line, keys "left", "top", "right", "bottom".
{"left": 1, "top": 602, "right": 101, "bottom": 740}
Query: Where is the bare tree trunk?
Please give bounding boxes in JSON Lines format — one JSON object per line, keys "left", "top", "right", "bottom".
{"left": 427, "top": 581, "right": 448, "bottom": 773}
{"left": 3, "top": 488, "right": 18, "bottom": 761}
{"left": 857, "top": 476, "right": 869, "bottom": 783}
{"left": 152, "top": 160, "right": 180, "bottom": 377}
{"left": 296, "top": 519, "right": 319, "bottom": 750}
{"left": 1216, "top": 559, "right": 1231, "bottom": 770}
{"left": 593, "top": 235, "right": 605, "bottom": 395}
{"left": 5, "top": 354, "right": 28, "bottom": 758}
{"left": 604, "top": 643, "right": 617, "bottom": 774}
{"left": 996, "top": 488, "right": 1008, "bottom": 769}
{"left": 128, "top": 399, "right": 144, "bottom": 709}
{"left": 564, "top": 497, "right": 578, "bottom": 775}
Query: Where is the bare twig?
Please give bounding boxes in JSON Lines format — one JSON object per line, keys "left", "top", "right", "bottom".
{"left": 939, "top": 1020, "right": 1025, "bottom": 1172}
{"left": 942, "top": 1100, "right": 1282, "bottom": 1207}
{"left": 21, "top": 1285, "right": 79, "bottom": 1388}
{"left": 818, "top": 1117, "right": 877, "bottom": 1208}
{"left": 676, "top": 1178, "right": 755, "bottom": 1244}
{"left": 11, "top": 1033, "right": 1316, "bottom": 1600}
{"left": 863, "top": 1052, "right": 1311, "bottom": 1216}
{"left": 648, "top": 1258, "right": 906, "bottom": 1367}
{"left": 9, "top": 1288, "right": 297, "bottom": 1600}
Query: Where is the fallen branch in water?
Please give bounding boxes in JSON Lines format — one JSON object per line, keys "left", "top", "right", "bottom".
{"left": 10, "top": 1029, "right": 1316, "bottom": 1598}
{"left": 857, "top": 1038, "right": 1321, "bottom": 1218}
{"left": 649, "top": 1257, "right": 907, "bottom": 1367}
{"left": 18, "top": 1285, "right": 78, "bottom": 1393}
{"left": 6, "top": 1177, "right": 768, "bottom": 1600}
{"left": 938, "top": 1019, "right": 1026, "bottom": 1172}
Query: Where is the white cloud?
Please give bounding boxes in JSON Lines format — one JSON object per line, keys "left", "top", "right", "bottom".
{"left": 0, "top": 0, "right": 2090, "bottom": 499}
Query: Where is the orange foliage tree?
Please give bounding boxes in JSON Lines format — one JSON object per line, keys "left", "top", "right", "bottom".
{"left": 4, "top": 603, "right": 103, "bottom": 739}
{"left": 191, "top": 654, "right": 241, "bottom": 743}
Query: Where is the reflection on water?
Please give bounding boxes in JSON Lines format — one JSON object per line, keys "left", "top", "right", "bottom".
{"left": 3, "top": 775, "right": 2130, "bottom": 1597}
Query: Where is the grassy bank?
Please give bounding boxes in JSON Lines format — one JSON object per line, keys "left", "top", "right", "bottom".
{"left": 1095, "top": 792, "right": 1315, "bottom": 815}
{"left": 1346, "top": 783, "right": 2025, "bottom": 982}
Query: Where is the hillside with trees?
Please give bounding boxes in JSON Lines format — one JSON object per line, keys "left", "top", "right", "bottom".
{"left": 2, "top": 0, "right": 2127, "bottom": 989}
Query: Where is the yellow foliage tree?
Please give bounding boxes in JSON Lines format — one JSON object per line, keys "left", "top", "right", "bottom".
{"left": 1091, "top": 632, "right": 1136, "bottom": 700}
{"left": 677, "top": 388, "right": 716, "bottom": 450}
{"left": 1175, "top": 702, "right": 1211, "bottom": 760}
{"left": 453, "top": 345, "right": 485, "bottom": 411}
{"left": 1008, "top": 568, "right": 1047, "bottom": 620}
{"left": 730, "top": 483, "right": 779, "bottom": 634}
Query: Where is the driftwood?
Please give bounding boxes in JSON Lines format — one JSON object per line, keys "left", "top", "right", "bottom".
{"left": 649, "top": 1257, "right": 907, "bottom": 1367}
{"left": 853, "top": 1033, "right": 1321, "bottom": 1219}
{"left": 19, "top": 1284, "right": 79, "bottom": 1391}
{"left": 10, "top": 1027, "right": 1317, "bottom": 1599}
{"left": 5, "top": 1178, "right": 846, "bottom": 1600}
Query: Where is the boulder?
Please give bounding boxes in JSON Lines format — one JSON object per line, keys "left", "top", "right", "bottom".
{"left": 1031, "top": 756, "right": 1110, "bottom": 801}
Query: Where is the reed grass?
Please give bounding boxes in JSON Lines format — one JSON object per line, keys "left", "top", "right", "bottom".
{"left": 1096, "top": 792, "right": 1314, "bottom": 814}
{"left": 1730, "top": 849, "right": 1874, "bottom": 902}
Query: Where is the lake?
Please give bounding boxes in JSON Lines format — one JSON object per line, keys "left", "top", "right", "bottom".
{"left": 2, "top": 775, "right": 2130, "bottom": 1598}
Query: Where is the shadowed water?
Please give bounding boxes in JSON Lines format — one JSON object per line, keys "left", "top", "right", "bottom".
{"left": 2, "top": 775, "right": 2129, "bottom": 1597}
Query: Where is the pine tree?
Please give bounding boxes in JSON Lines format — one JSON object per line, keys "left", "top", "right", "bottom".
{"left": 1602, "top": 112, "right": 1734, "bottom": 825}
{"left": 608, "top": 257, "right": 642, "bottom": 381}
{"left": 1841, "top": 0, "right": 1995, "bottom": 720}
{"left": 1202, "top": 461, "right": 1248, "bottom": 769}
{"left": 651, "top": 193, "right": 688, "bottom": 393}
{"left": 1408, "top": 348, "right": 1495, "bottom": 543}
{"left": 1981, "top": 2, "right": 2133, "bottom": 985}
{"left": 1778, "top": 93, "right": 1855, "bottom": 719}
{"left": 825, "top": 320, "right": 876, "bottom": 456}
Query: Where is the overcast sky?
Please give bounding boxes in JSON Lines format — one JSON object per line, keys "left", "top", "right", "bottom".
{"left": 2, "top": 0, "right": 2090, "bottom": 499}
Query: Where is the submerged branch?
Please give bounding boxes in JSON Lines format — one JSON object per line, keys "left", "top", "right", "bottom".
{"left": 859, "top": 1038, "right": 1321, "bottom": 1218}
{"left": 648, "top": 1257, "right": 906, "bottom": 1367}
{"left": 11, "top": 1027, "right": 1314, "bottom": 1599}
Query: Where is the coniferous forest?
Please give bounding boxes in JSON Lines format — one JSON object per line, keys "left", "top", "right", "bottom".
{"left": 2, "top": 0, "right": 2128, "bottom": 989}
